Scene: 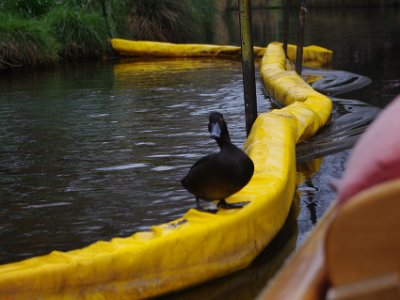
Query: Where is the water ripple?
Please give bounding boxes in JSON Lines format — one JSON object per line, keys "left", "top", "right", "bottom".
{"left": 96, "top": 163, "right": 148, "bottom": 171}
{"left": 304, "top": 68, "right": 372, "bottom": 96}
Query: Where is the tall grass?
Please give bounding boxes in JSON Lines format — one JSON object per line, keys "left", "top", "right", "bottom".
{"left": 125, "top": 0, "right": 194, "bottom": 42}
{"left": 124, "top": 0, "right": 216, "bottom": 43}
{"left": 46, "top": 6, "right": 110, "bottom": 59}
{"left": 190, "top": 0, "right": 216, "bottom": 43}
{"left": 0, "top": 14, "right": 59, "bottom": 70}
{"left": 0, "top": 0, "right": 56, "bottom": 17}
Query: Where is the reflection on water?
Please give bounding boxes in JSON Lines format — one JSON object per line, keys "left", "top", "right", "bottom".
{"left": 297, "top": 99, "right": 379, "bottom": 163}
{"left": 305, "top": 68, "right": 372, "bottom": 96}
{"left": 0, "top": 6, "right": 399, "bottom": 300}
{"left": 297, "top": 68, "right": 380, "bottom": 163}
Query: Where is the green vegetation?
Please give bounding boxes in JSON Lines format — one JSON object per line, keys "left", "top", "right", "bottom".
{"left": 0, "top": 0, "right": 216, "bottom": 70}
{"left": 124, "top": 0, "right": 215, "bottom": 43}
{"left": 0, "top": 14, "right": 59, "bottom": 69}
{"left": 1, "top": 0, "right": 55, "bottom": 18}
{"left": 46, "top": 6, "right": 110, "bottom": 59}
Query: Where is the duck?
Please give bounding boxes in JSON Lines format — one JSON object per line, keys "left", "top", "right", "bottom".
{"left": 181, "top": 112, "right": 254, "bottom": 210}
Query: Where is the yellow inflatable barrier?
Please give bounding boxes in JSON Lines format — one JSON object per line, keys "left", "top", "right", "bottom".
{"left": 285, "top": 43, "right": 333, "bottom": 69}
{"left": 0, "top": 42, "right": 332, "bottom": 299}
{"left": 111, "top": 38, "right": 266, "bottom": 58}
{"left": 261, "top": 42, "right": 332, "bottom": 141}
{"left": 111, "top": 38, "right": 332, "bottom": 69}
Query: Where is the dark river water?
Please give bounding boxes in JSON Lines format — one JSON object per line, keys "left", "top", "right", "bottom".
{"left": 1, "top": 7, "right": 399, "bottom": 299}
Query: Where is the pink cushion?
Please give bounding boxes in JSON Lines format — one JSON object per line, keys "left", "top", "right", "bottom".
{"left": 337, "top": 96, "right": 400, "bottom": 204}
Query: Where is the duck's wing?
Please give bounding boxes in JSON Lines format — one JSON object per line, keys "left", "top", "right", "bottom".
{"left": 217, "top": 145, "right": 254, "bottom": 185}
{"left": 182, "top": 153, "right": 220, "bottom": 185}
{"left": 181, "top": 153, "right": 234, "bottom": 198}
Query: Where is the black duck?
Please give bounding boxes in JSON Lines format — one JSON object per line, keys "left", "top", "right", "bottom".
{"left": 181, "top": 112, "right": 254, "bottom": 210}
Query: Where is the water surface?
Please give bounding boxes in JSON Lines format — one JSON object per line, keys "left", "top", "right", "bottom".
{"left": 1, "top": 58, "right": 274, "bottom": 264}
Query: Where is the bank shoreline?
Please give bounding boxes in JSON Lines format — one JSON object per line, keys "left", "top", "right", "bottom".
{"left": 1, "top": 1, "right": 398, "bottom": 71}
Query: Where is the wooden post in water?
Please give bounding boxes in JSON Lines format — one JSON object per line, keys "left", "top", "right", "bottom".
{"left": 283, "top": 0, "right": 291, "bottom": 57}
{"left": 238, "top": 0, "right": 257, "bottom": 136}
{"left": 295, "top": 0, "right": 307, "bottom": 75}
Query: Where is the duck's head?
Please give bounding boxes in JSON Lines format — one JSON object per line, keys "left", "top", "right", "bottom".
{"left": 208, "top": 112, "right": 231, "bottom": 144}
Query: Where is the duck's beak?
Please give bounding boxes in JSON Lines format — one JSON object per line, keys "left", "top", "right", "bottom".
{"left": 210, "top": 122, "right": 221, "bottom": 139}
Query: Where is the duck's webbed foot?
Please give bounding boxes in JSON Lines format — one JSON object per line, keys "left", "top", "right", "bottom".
{"left": 195, "top": 197, "right": 218, "bottom": 213}
{"left": 217, "top": 199, "right": 249, "bottom": 209}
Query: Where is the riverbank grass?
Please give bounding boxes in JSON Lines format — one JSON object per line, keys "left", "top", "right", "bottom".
{"left": 0, "top": 15, "right": 59, "bottom": 70}
{"left": 46, "top": 7, "right": 110, "bottom": 59}
{"left": 0, "top": 0, "right": 216, "bottom": 70}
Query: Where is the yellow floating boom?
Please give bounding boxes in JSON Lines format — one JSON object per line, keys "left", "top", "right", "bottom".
{"left": 111, "top": 38, "right": 266, "bottom": 58}
{"left": 0, "top": 42, "right": 332, "bottom": 299}
{"left": 111, "top": 38, "right": 332, "bottom": 69}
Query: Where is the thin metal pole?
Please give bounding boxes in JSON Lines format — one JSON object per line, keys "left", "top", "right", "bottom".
{"left": 295, "top": 0, "right": 307, "bottom": 75}
{"left": 238, "top": 0, "right": 257, "bottom": 136}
